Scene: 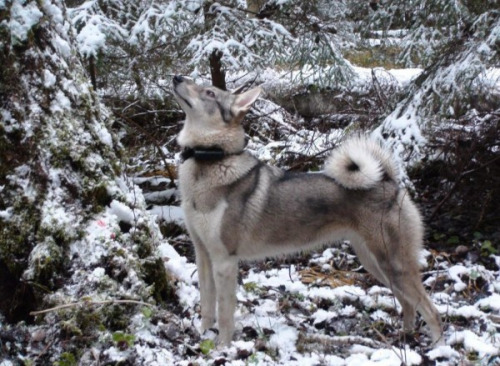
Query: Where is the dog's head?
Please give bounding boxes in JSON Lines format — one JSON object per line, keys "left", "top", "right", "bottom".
{"left": 173, "top": 76, "right": 261, "bottom": 152}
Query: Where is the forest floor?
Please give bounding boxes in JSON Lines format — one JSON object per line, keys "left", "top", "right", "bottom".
{"left": 120, "top": 74, "right": 500, "bottom": 364}
{"left": 127, "top": 173, "right": 500, "bottom": 366}
{"left": 2, "top": 67, "right": 498, "bottom": 366}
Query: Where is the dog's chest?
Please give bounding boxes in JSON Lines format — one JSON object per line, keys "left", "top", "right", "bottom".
{"left": 178, "top": 162, "right": 228, "bottom": 213}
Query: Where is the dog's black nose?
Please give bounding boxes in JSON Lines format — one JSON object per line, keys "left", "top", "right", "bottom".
{"left": 173, "top": 75, "right": 184, "bottom": 85}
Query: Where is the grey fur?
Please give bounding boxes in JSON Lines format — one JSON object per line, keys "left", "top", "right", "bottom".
{"left": 172, "top": 76, "right": 443, "bottom": 347}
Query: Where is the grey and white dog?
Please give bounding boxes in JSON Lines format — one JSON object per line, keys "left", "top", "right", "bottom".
{"left": 172, "top": 75, "right": 443, "bottom": 346}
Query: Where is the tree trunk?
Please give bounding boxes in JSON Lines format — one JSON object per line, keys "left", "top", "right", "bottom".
{"left": 89, "top": 55, "right": 97, "bottom": 90}
{"left": 209, "top": 49, "right": 227, "bottom": 90}
{"left": 204, "top": 0, "right": 227, "bottom": 89}
{"left": 0, "top": 1, "right": 174, "bottom": 362}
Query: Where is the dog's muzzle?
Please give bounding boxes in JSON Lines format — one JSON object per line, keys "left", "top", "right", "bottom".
{"left": 172, "top": 75, "right": 193, "bottom": 108}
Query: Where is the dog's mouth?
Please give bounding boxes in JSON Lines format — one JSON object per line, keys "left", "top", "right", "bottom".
{"left": 172, "top": 75, "right": 192, "bottom": 109}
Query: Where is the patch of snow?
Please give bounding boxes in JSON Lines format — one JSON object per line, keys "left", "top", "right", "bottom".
{"left": 345, "top": 353, "right": 370, "bottom": 366}
{"left": 71, "top": 210, "right": 120, "bottom": 265}
{"left": 142, "top": 189, "right": 176, "bottom": 203}
{"left": 9, "top": 0, "right": 43, "bottom": 43}
{"left": 453, "top": 305, "right": 483, "bottom": 319}
{"left": 448, "top": 264, "right": 470, "bottom": 292}
{"left": 418, "top": 249, "right": 431, "bottom": 268}
{"left": 311, "top": 308, "right": 338, "bottom": 324}
{"left": 427, "top": 345, "right": 461, "bottom": 361}
{"left": 353, "top": 66, "right": 422, "bottom": 88}
{"left": 40, "top": 193, "right": 77, "bottom": 232}
{"left": 94, "top": 122, "right": 114, "bottom": 147}
{"left": 89, "top": 267, "right": 106, "bottom": 281}
{"left": 50, "top": 90, "right": 71, "bottom": 113}
{"left": 41, "top": 0, "right": 64, "bottom": 24}
{"left": 268, "top": 323, "right": 298, "bottom": 358}
{"left": 370, "top": 347, "right": 422, "bottom": 365}
{"left": 176, "top": 282, "right": 199, "bottom": 308}
{"left": 103, "top": 347, "right": 131, "bottom": 363}
{"left": 0, "top": 207, "right": 13, "bottom": 220}
{"left": 362, "top": 292, "right": 400, "bottom": 311}
{"left": 370, "top": 309, "right": 391, "bottom": 322}
{"left": 76, "top": 20, "right": 106, "bottom": 57}
{"left": 309, "top": 285, "right": 366, "bottom": 302}
{"left": 52, "top": 33, "right": 72, "bottom": 58}
{"left": 476, "top": 293, "right": 500, "bottom": 311}
{"left": 43, "top": 69, "right": 57, "bottom": 88}
{"left": 134, "top": 344, "right": 176, "bottom": 366}
{"left": 7, "top": 164, "right": 36, "bottom": 201}
{"left": 149, "top": 205, "right": 184, "bottom": 224}
{"left": 448, "top": 329, "right": 499, "bottom": 358}
{"left": 340, "top": 305, "right": 357, "bottom": 317}
{"left": 158, "top": 242, "right": 197, "bottom": 285}
{"left": 109, "top": 200, "right": 136, "bottom": 224}
{"left": 350, "top": 344, "right": 376, "bottom": 357}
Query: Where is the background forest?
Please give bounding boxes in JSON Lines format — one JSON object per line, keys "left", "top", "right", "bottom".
{"left": 0, "top": 0, "right": 499, "bottom": 365}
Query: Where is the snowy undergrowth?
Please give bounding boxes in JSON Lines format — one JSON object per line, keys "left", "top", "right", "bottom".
{"left": 131, "top": 113, "right": 499, "bottom": 364}
{"left": 122, "top": 73, "right": 500, "bottom": 363}
{"left": 83, "top": 200, "right": 500, "bottom": 365}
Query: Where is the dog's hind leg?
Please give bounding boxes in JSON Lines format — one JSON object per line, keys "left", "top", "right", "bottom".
{"left": 351, "top": 239, "right": 419, "bottom": 333}
{"left": 212, "top": 255, "right": 238, "bottom": 346}
{"left": 353, "top": 230, "right": 442, "bottom": 344}
{"left": 192, "top": 235, "right": 216, "bottom": 332}
{"left": 367, "top": 235, "right": 443, "bottom": 345}
{"left": 390, "top": 274, "right": 443, "bottom": 345}
{"left": 400, "top": 298, "right": 416, "bottom": 331}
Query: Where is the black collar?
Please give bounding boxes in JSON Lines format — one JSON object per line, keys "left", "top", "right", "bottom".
{"left": 180, "top": 146, "right": 243, "bottom": 162}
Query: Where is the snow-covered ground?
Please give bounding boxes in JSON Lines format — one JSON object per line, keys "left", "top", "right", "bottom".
{"left": 122, "top": 129, "right": 500, "bottom": 366}
{"left": 119, "top": 65, "right": 499, "bottom": 362}
{"left": 95, "top": 199, "right": 500, "bottom": 365}
{"left": 2, "top": 62, "right": 498, "bottom": 365}
{"left": 2, "top": 2, "right": 499, "bottom": 365}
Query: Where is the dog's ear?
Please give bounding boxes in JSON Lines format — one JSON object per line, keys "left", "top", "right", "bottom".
{"left": 232, "top": 87, "right": 262, "bottom": 114}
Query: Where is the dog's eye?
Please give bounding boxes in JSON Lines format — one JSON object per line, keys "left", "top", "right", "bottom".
{"left": 206, "top": 90, "right": 215, "bottom": 98}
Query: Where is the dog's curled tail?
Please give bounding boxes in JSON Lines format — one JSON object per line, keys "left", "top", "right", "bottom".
{"left": 324, "top": 137, "right": 399, "bottom": 189}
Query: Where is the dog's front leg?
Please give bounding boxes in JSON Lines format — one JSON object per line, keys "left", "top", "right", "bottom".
{"left": 213, "top": 256, "right": 238, "bottom": 346}
{"left": 193, "top": 238, "right": 216, "bottom": 331}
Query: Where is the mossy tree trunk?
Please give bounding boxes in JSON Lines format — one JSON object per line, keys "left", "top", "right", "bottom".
{"left": 0, "top": 1, "right": 174, "bottom": 361}
{"left": 1, "top": 0, "right": 109, "bottom": 322}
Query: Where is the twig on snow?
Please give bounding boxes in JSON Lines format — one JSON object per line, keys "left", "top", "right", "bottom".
{"left": 30, "top": 299, "right": 154, "bottom": 316}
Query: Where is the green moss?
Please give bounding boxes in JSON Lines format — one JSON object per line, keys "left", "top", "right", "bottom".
{"left": 132, "top": 225, "right": 154, "bottom": 258}
{"left": 54, "top": 352, "right": 77, "bottom": 366}
{"left": 199, "top": 339, "right": 215, "bottom": 355}
{"left": 243, "top": 281, "right": 263, "bottom": 295}
{"left": 0, "top": 204, "right": 39, "bottom": 273}
{"left": 102, "top": 304, "right": 131, "bottom": 331}
{"left": 59, "top": 305, "right": 105, "bottom": 339}
{"left": 27, "top": 238, "right": 64, "bottom": 289}
{"left": 142, "top": 257, "right": 176, "bottom": 305}
{"left": 83, "top": 183, "right": 112, "bottom": 212}
{"left": 111, "top": 160, "right": 122, "bottom": 175}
